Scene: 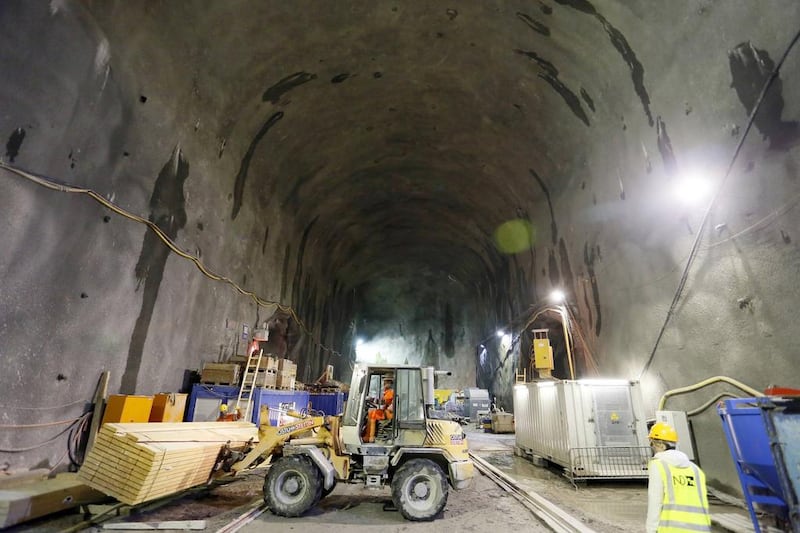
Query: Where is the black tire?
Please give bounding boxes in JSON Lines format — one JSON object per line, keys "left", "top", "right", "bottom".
{"left": 391, "top": 458, "right": 449, "bottom": 521}
{"left": 321, "top": 479, "right": 337, "bottom": 499}
{"left": 263, "top": 456, "right": 322, "bottom": 517}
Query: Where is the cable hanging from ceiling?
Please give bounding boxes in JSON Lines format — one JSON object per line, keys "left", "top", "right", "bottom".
{"left": 0, "top": 161, "right": 345, "bottom": 360}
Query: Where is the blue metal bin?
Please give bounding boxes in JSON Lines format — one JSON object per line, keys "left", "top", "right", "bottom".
{"left": 718, "top": 397, "right": 800, "bottom": 533}
{"left": 309, "top": 392, "right": 345, "bottom": 416}
{"left": 255, "top": 389, "right": 310, "bottom": 426}
{"left": 186, "top": 384, "right": 310, "bottom": 426}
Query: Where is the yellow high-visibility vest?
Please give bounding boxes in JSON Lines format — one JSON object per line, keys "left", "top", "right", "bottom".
{"left": 651, "top": 459, "right": 712, "bottom": 532}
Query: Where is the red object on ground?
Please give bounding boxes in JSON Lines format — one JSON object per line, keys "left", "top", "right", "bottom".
{"left": 764, "top": 385, "right": 800, "bottom": 396}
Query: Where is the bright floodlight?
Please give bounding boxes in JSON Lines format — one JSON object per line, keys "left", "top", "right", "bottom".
{"left": 550, "top": 289, "right": 565, "bottom": 303}
{"left": 501, "top": 333, "right": 512, "bottom": 346}
{"left": 356, "top": 337, "right": 364, "bottom": 346}
{"left": 496, "top": 330, "right": 505, "bottom": 338}
{"left": 673, "top": 172, "right": 712, "bottom": 205}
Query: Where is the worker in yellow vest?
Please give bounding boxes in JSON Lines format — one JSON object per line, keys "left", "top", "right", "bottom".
{"left": 646, "top": 422, "right": 711, "bottom": 532}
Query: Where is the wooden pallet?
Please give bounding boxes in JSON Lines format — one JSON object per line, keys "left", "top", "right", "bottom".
{"left": 78, "top": 422, "right": 258, "bottom": 506}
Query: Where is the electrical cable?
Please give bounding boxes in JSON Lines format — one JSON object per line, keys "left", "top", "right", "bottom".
{"left": 705, "top": 190, "right": 800, "bottom": 249}
{"left": 0, "top": 416, "right": 85, "bottom": 429}
{"left": 0, "top": 412, "right": 90, "bottom": 453}
{"left": 637, "top": 26, "right": 800, "bottom": 381}
{"left": 8, "top": 398, "right": 88, "bottom": 410}
{"left": 685, "top": 392, "right": 740, "bottom": 417}
{"left": 0, "top": 160, "right": 346, "bottom": 360}
{"left": 68, "top": 411, "right": 92, "bottom": 467}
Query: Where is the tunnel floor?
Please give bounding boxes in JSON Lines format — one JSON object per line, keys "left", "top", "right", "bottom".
{"left": 9, "top": 428, "right": 759, "bottom": 532}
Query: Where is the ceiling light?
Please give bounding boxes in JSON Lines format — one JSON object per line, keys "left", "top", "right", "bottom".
{"left": 673, "top": 172, "right": 712, "bottom": 206}
{"left": 549, "top": 289, "right": 565, "bottom": 303}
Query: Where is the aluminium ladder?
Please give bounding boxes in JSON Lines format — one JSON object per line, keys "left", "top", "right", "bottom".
{"left": 234, "top": 348, "right": 263, "bottom": 423}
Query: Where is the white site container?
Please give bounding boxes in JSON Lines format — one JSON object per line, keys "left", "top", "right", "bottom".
{"left": 513, "top": 379, "right": 651, "bottom": 480}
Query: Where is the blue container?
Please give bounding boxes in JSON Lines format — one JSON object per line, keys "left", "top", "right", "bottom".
{"left": 186, "top": 384, "right": 310, "bottom": 426}
{"left": 255, "top": 389, "right": 310, "bottom": 426}
{"left": 186, "top": 383, "right": 240, "bottom": 421}
{"left": 309, "top": 392, "right": 345, "bottom": 416}
{"left": 718, "top": 397, "right": 800, "bottom": 532}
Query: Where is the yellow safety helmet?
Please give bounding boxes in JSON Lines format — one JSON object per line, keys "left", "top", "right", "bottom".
{"left": 648, "top": 421, "right": 678, "bottom": 442}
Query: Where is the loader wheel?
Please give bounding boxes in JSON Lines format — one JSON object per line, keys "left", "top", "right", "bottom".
{"left": 263, "top": 456, "right": 322, "bottom": 517}
{"left": 321, "top": 479, "right": 337, "bottom": 499}
{"left": 391, "top": 458, "right": 448, "bottom": 521}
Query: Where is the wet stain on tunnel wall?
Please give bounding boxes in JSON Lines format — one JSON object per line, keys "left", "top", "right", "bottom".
{"left": 122, "top": 147, "right": 189, "bottom": 394}
{"left": 554, "top": 0, "right": 653, "bottom": 127}
{"left": 656, "top": 117, "right": 677, "bottom": 176}
{"left": 583, "top": 241, "right": 602, "bottom": 336}
{"left": 516, "top": 12, "right": 551, "bottom": 37}
{"left": 729, "top": 42, "right": 800, "bottom": 150}
{"left": 530, "top": 168, "right": 558, "bottom": 245}
{"left": 231, "top": 111, "right": 284, "bottom": 220}
{"left": 515, "top": 49, "right": 590, "bottom": 126}
{"left": 5, "top": 127, "right": 26, "bottom": 162}
{"left": 262, "top": 71, "right": 317, "bottom": 104}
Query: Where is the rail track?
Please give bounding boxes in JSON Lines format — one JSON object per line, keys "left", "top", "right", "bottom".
{"left": 470, "top": 452, "right": 598, "bottom": 533}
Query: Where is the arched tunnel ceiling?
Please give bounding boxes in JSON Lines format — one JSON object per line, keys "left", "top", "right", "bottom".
{"left": 87, "top": 0, "right": 634, "bottom": 294}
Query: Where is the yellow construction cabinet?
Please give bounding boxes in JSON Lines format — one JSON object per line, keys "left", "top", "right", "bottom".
{"left": 149, "top": 393, "right": 187, "bottom": 422}
{"left": 101, "top": 395, "right": 153, "bottom": 424}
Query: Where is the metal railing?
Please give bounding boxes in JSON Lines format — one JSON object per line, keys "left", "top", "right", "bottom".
{"left": 567, "top": 446, "right": 651, "bottom": 481}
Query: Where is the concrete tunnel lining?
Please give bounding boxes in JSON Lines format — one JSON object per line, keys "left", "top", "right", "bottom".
{"left": 1, "top": 0, "right": 800, "bottom": 506}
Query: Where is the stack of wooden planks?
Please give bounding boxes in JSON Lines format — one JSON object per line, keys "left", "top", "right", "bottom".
{"left": 78, "top": 422, "right": 258, "bottom": 505}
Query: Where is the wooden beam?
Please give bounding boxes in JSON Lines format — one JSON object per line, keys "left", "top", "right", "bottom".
{"left": 87, "top": 371, "right": 110, "bottom": 453}
{"left": 102, "top": 519, "right": 207, "bottom": 530}
{"left": 0, "top": 473, "right": 107, "bottom": 528}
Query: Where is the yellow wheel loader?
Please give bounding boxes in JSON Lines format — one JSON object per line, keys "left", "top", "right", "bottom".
{"left": 218, "top": 364, "right": 474, "bottom": 521}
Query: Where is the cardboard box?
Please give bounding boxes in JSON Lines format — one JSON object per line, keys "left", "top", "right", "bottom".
{"left": 278, "top": 359, "right": 297, "bottom": 376}
{"left": 255, "top": 370, "right": 277, "bottom": 388}
{"left": 149, "top": 393, "right": 188, "bottom": 422}
{"left": 201, "top": 362, "right": 240, "bottom": 384}
{"left": 263, "top": 356, "right": 278, "bottom": 371}
{"left": 102, "top": 395, "right": 153, "bottom": 424}
{"left": 276, "top": 371, "right": 295, "bottom": 390}
{"left": 491, "top": 413, "right": 515, "bottom": 434}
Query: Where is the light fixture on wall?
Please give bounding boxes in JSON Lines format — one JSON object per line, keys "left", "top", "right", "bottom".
{"left": 549, "top": 289, "right": 565, "bottom": 303}
{"left": 673, "top": 171, "right": 712, "bottom": 206}
{"left": 546, "top": 289, "right": 575, "bottom": 379}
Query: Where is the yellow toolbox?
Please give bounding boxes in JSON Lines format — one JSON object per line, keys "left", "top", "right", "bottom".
{"left": 149, "top": 393, "right": 187, "bottom": 422}
{"left": 101, "top": 395, "right": 154, "bottom": 424}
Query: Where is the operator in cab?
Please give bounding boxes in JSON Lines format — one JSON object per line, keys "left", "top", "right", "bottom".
{"left": 381, "top": 377, "right": 394, "bottom": 419}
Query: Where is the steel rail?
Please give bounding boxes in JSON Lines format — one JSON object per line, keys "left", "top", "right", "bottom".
{"left": 214, "top": 499, "right": 268, "bottom": 533}
{"left": 470, "top": 452, "right": 597, "bottom": 533}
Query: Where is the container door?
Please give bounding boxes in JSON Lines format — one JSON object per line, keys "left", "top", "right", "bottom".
{"left": 592, "top": 386, "right": 638, "bottom": 446}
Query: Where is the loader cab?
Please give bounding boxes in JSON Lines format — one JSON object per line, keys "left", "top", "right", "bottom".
{"left": 341, "top": 364, "right": 428, "bottom": 450}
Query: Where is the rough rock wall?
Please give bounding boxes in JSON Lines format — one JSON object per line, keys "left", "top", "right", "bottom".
{"left": 477, "top": 2, "right": 800, "bottom": 494}
{"left": 0, "top": 1, "right": 348, "bottom": 473}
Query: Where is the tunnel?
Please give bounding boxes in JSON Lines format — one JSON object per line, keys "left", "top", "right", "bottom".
{"left": 1, "top": 0, "right": 800, "bottom": 510}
